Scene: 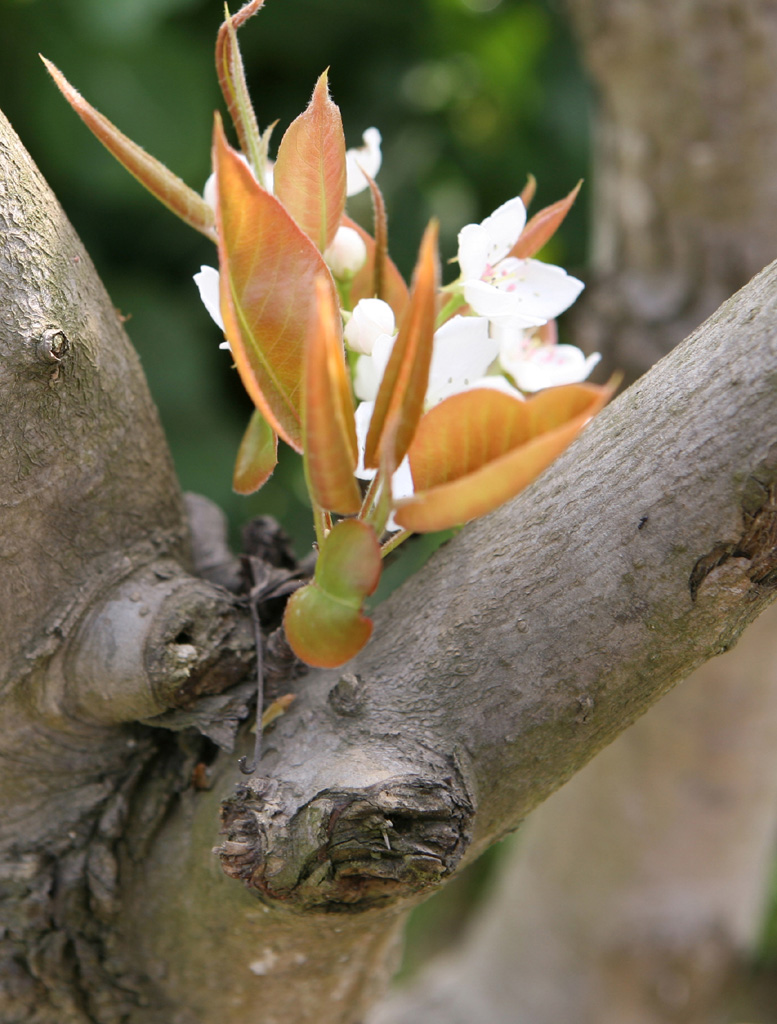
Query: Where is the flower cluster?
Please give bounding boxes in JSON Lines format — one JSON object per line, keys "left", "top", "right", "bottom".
{"left": 44, "top": 0, "right": 614, "bottom": 668}
{"left": 197, "top": 180, "right": 601, "bottom": 524}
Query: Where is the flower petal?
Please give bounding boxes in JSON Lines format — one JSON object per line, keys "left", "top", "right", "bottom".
{"left": 478, "top": 195, "right": 527, "bottom": 264}
{"left": 354, "top": 332, "right": 395, "bottom": 402}
{"left": 324, "top": 225, "right": 368, "bottom": 278}
{"left": 492, "top": 258, "right": 585, "bottom": 321}
{"left": 390, "top": 455, "right": 414, "bottom": 502}
{"left": 194, "top": 265, "right": 225, "bottom": 332}
{"left": 345, "top": 127, "right": 382, "bottom": 196}
{"left": 457, "top": 222, "right": 491, "bottom": 281}
{"left": 463, "top": 279, "right": 547, "bottom": 325}
{"left": 354, "top": 401, "right": 377, "bottom": 480}
{"left": 505, "top": 346, "right": 602, "bottom": 393}
{"left": 426, "top": 315, "right": 498, "bottom": 407}
{"left": 344, "top": 297, "right": 395, "bottom": 355}
{"left": 353, "top": 402, "right": 413, "bottom": 531}
{"left": 464, "top": 375, "right": 525, "bottom": 400}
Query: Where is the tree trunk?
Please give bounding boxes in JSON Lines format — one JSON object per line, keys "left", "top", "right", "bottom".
{"left": 371, "top": 2, "right": 777, "bottom": 1021}
{"left": 2, "top": 6, "right": 777, "bottom": 1013}
{"left": 571, "top": 0, "right": 777, "bottom": 384}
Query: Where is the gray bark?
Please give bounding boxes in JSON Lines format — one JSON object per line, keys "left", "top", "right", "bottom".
{"left": 2, "top": 19, "right": 777, "bottom": 1016}
{"left": 371, "top": 607, "right": 777, "bottom": 1024}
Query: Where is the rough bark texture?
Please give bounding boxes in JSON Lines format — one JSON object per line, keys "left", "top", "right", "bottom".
{"left": 2, "top": 6, "right": 777, "bottom": 1014}
{"left": 371, "top": 606, "right": 777, "bottom": 1024}
{"left": 0, "top": 109, "right": 256, "bottom": 1024}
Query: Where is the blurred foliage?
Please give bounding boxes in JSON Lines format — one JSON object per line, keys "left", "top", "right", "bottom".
{"left": 0, "top": 0, "right": 590, "bottom": 970}
{"left": 0, "top": 0, "right": 590, "bottom": 555}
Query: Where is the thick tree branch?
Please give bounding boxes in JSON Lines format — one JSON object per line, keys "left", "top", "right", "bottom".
{"left": 0, "top": 109, "right": 255, "bottom": 1023}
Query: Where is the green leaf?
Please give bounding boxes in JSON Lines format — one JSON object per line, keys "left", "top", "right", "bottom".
{"left": 215, "top": 1, "right": 266, "bottom": 182}
{"left": 364, "top": 172, "right": 388, "bottom": 302}
{"left": 520, "top": 173, "right": 537, "bottom": 210}
{"left": 283, "top": 519, "right": 382, "bottom": 667}
{"left": 273, "top": 70, "right": 347, "bottom": 252}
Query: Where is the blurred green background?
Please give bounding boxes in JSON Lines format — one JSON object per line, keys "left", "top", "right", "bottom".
{"left": 0, "top": 0, "right": 590, "bottom": 974}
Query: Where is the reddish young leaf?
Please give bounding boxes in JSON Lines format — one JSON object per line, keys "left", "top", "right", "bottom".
{"left": 394, "top": 381, "right": 616, "bottom": 533}
{"left": 215, "top": 1, "right": 265, "bottom": 176}
{"left": 509, "top": 180, "right": 583, "bottom": 260}
{"left": 363, "top": 172, "right": 388, "bottom": 302}
{"left": 220, "top": 0, "right": 266, "bottom": 32}
{"left": 42, "top": 58, "right": 215, "bottom": 239}
{"left": 303, "top": 277, "right": 361, "bottom": 515}
{"left": 520, "top": 173, "right": 537, "bottom": 210}
{"left": 283, "top": 519, "right": 382, "bottom": 667}
{"left": 233, "top": 409, "right": 277, "bottom": 495}
{"left": 364, "top": 221, "right": 440, "bottom": 470}
{"left": 274, "top": 71, "right": 347, "bottom": 252}
{"left": 343, "top": 215, "right": 410, "bottom": 321}
{"left": 213, "top": 115, "right": 337, "bottom": 451}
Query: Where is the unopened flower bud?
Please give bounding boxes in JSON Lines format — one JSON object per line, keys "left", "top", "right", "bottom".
{"left": 324, "top": 226, "right": 368, "bottom": 278}
{"left": 343, "top": 298, "right": 395, "bottom": 355}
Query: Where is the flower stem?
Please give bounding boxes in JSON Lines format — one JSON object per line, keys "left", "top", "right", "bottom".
{"left": 312, "top": 501, "right": 329, "bottom": 549}
{"left": 435, "top": 291, "right": 467, "bottom": 328}
{"left": 380, "top": 529, "right": 412, "bottom": 557}
{"left": 358, "top": 473, "right": 381, "bottom": 521}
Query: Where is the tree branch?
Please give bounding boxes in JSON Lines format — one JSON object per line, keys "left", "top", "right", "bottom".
{"left": 0, "top": 107, "right": 255, "bottom": 1023}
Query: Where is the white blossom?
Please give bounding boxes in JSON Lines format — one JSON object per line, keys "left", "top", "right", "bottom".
{"left": 496, "top": 321, "right": 601, "bottom": 393}
{"left": 457, "top": 196, "right": 584, "bottom": 327}
{"left": 345, "top": 127, "right": 382, "bottom": 197}
{"left": 425, "top": 315, "right": 498, "bottom": 407}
